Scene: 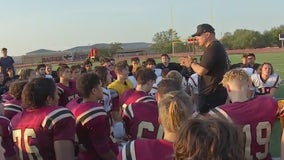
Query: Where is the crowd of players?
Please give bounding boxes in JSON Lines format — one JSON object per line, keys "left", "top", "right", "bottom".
{"left": 0, "top": 50, "right": 282, "bottom": 160}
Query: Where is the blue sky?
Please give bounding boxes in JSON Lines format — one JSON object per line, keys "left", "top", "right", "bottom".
{"left": 0, "top": 0, "right": 283, "bottom": 56}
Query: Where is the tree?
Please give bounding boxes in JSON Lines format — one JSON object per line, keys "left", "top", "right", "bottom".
{"left": 108, "top": 42, "right": 122, "bottom": 56}
{"left": 220, "top": 32, "right": 234, "bottom": 49}
{"left": 231, "top": 29, "right": 261, "bottom": 49}
{"left": 265, "top": 25, "right": 284, "bottom": 47}
{"left": 173, "top": 41, "right": 189, "bottom": 53}
{"left": 151, "top": 29, "right": 187, "bottom": 54}
{"left": 220, "top": 29, "right": 266, "bottom": 49}
{"left": 97, "top": 48, "right": 110, "bottom": 57}
{"left": 220, "top": 25, "right": 284, "bottom": 49}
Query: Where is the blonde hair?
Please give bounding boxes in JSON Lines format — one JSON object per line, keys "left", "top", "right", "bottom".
{"left": 165, "top": 70, "right": 183, "bottom": 86}
{"left": 158, "top": 90, "right": 193, "bottom": 132}
{"left": 221, "top": 69, "right": 250, "bottom": 87}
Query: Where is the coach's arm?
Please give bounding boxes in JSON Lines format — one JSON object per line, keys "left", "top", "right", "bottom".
{"left": 180, "top": 57, "right": 208, "bottom": 76}
{"left": 190, "top": 62, "right": 208, "bottom": 76}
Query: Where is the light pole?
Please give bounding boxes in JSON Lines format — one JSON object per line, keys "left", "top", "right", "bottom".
{"left": 172, "top": 40, "right": 175, "bottom": 56}
{"left": 170, "top": 1, "right": 174, "bottom": 56}
{"left": 279, "top": 34, "right": 284, "bottom": 49}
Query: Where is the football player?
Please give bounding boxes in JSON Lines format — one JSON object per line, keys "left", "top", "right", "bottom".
{"left": 56, "top": 65, "right": 79, "bottom": 107}
{"left": 94, "top": 66, "right": 125, "bottom": 139}
{"left": 94, "top": 66, "right": 114, "bottom": 113}
{"left": 108, "top": 61, "right": 133, "bottom": 122}
{"left": 209, "top": 69, "right": 278, "bottom": 160}
{"left": 3, "top": 80, "right": 27, "bottom": 120}
{"left": 251, "top": 62, "right": 282, "bottom": 97}
{"left": 144, "top": 58, "right": 162, "bottom": 97}
{"left": 11, "top": 78, "right": 75, "bottom": 160}
{"left": 68, "top": 73, "right": 118, "bottom": 160}
{"left": 120, "top": 68, "right": 157, "bottom": 107}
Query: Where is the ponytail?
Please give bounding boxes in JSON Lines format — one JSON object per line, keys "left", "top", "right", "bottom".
{"left": 158, "top": 90, "right": 193, "bottom": 132}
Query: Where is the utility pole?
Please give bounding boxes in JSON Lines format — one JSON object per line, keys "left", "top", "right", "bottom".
{"left": 170, "top": 1, "right": 174, "bottom": 56}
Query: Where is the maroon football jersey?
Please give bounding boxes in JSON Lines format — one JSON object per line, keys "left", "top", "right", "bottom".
{"left": 0, "top": 115, "right": 16, "bottom": 158}
{"left": 120, "top": 89, "right": 150, "bottom": 107}
{"left": 11, "top": 106, "right": 76, "bottom": 160}
{"left": 69, "top": 101, "right": 118, "bottom": 160}
{"left": 56, "top": 80, "right": 79, "bottom": 107}
{"left": 122, "top": 101, "right": 163, "bottom": 140}
{"left": 3, "top": 99, "right": 22, "bottom": 120}
{"left": 66, "top": 97, "right": 83, "bottom": 109}
{"left": 209, "top": 96, "right": 277, "bottom": 160}
{"left": 117, "top": 139, "right": 173, "bottom": 160}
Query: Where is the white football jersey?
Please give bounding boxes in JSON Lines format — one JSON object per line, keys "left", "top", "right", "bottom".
{"left": 188, "top": 73, "right": 199, "bottom": 94}
{"left": 149, "top": 76, "right": 162, "bottom": 97}
{"left": 100, "top": 87, "right": 112, "bottom": 112}
{"left": 128, "top": 76, "right": 137, "bottom": 88}
{"left": 241, "top": 67, "right": 256, "bottom": 76}
{"left": 182, "top": 77, "right": 188, "bottom": 90}
{"left": 251, "top": 73, "right": 282, "bottom": 95}
{"left": 154, "top": 68, "right": 162, "bottom": 77}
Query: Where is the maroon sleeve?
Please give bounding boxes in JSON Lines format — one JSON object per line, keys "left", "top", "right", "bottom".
{"left": 0, "top": 116, "right": 16, "bottom": 157}
{"left": 4, "top": 110, "right": 17, "bottom": 120}
{"left": 4, "top": 104, "right": 22, "bottom": 120}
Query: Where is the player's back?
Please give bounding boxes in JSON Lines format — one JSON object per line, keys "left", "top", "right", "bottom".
{"left": 120, "top": 89, "right": 149, "bottom": 106}
{"left": 11, "top": 106, "right": 75, "bottom": 160}
{"left": 210, "top": 96, "right": 278, "bottom": 160}
{"left": 70, "top": 101, "right": 118, "bottom": 160}
{"left": 118, "top": 139, "right": 173, "bottom": 160}
{"left": 122, "top": 101, "right": 163, "bottom": 140}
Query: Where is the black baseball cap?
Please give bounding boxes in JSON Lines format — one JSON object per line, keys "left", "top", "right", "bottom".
{"left": 247, "top": 53, "right": 256, "bottom": 58}
{"left": 192, "top": 24, "right": 215, "bottom": 37}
